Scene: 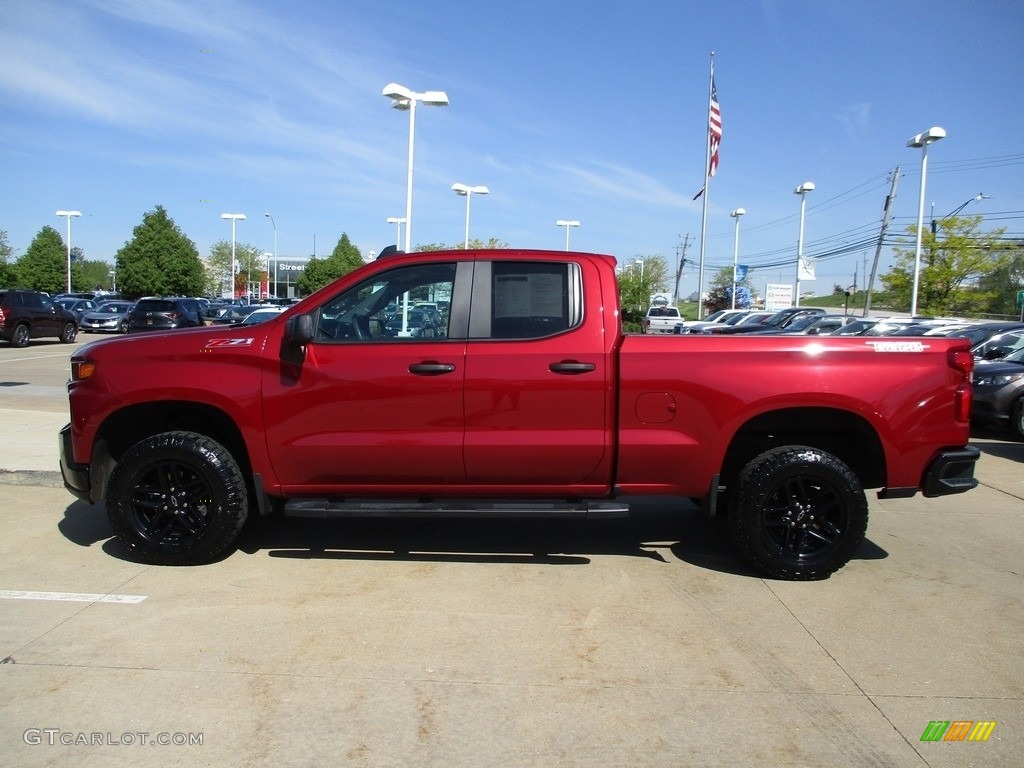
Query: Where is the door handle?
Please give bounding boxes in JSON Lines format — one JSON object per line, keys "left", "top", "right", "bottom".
{"left": 409, "top": 361, "right": 456, "bottom": 376}
{"left": 549, "top": 360, "right": 596, "bottom": 374}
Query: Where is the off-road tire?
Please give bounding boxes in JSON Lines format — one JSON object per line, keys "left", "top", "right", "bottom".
{"left": 727, "top": 446, "right": 868, "bottom": 580}
{"left": 107, "top": 431, "right": 248, "bottom": 565}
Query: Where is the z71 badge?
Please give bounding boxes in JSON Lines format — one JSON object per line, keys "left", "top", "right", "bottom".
{"left": 203, "top": 338, "right": 254, "bottom": 349}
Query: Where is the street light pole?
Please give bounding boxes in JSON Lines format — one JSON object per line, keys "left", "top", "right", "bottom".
{"left": 730, "top": 208, "right": 745, "bottom": 310}
{"left": 55, "top": 210, "right": 81, "bottom": 294}
{"left": 556, "top": 220, "right": 580, "bottom": 251}
{"left": 793, "top": 182, "right": 815, "bottom": 307}
{"left": 220, "top": 213, "right": 246, "bottom": 299}
{"left": 451, "top": 183, "right": 488, "bottom": 248}
{"left": 908, "top": 126, "right": 946, "bottom": 317}
{"left": 383, "top": 83, "right": 450, "bottom": 253}
{"left": 264, "top": 213, "right": 277, "bottom": 298}
{"left": 386, "top": 217, "right": 406, "bottom": 249}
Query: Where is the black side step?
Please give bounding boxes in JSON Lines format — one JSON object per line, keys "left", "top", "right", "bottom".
{"left": 282, "top": 499, "right": 629, "bottom": 519}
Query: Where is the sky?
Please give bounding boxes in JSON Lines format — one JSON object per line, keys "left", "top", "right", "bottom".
{"left": 2, "top": 0, "right": 1023, "bottom": 298}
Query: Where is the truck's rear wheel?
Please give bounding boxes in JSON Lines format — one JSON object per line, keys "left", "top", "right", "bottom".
{"left": 107, "top": 431, "right": 248, "bottom": 565}
{"left": 727, "top": 446, "right": 868, "bottom": 580}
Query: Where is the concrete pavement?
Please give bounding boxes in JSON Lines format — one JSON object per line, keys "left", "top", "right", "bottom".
{"left": 0, "top": 370, "right": 1022, "bottom": 766}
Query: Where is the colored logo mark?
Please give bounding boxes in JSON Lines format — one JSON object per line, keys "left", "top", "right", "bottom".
{"left": 920, "top": 720, "right": 997, "bottom": 742}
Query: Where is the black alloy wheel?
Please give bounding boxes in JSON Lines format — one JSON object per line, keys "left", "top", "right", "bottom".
{"left": 107, "top": 431, "right": 248, "bottom": 565}
{"left": 727, "top": 446, "right": 868, "bottom": 580}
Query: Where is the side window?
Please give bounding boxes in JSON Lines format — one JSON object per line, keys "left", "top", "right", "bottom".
{"left": 488, "top": 261, "right": 579, "bottom": 339}
{"left": 315, "top": 263, "right": 456, "bottom": 342}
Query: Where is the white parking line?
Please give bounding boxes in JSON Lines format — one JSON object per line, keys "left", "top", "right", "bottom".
{"left": 0, "top": 590, "right": 147, "bottom": 604}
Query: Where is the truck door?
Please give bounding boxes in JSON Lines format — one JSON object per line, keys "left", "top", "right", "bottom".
{"left": 462, "top": 259, "right": 612, "bottom": 487}
{"left": 262, "top": 261, "right": 468, "bottom": 489}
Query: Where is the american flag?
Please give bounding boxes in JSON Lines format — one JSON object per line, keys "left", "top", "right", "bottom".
{"left": 693, "top": 75, "right": 722, "bottom": 200}
{"left": 707, "top": 76, "right": 722, "bottom": 178}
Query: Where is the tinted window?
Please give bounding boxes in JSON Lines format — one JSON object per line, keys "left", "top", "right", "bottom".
{"left": 135, "top": 300, "right": 178, "bottom": 312}
{"left": 488, "top": 261, "right": 576, "bottom": 339}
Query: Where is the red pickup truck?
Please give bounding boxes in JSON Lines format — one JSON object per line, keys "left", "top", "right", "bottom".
{"left": 60, "top": 249, "right": 979, "bottom": 580}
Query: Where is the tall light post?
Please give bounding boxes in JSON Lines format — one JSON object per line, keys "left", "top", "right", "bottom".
{"left": 451, "top": 183, "right": 488, "bottom": 248}
{"left": 220, "top": 213, "right": 246, "bottom": 299}
{"left": 264, "top": 213, "right": 277, "bottom": 298}
{"left": 730, "top": 208, "right": 745, "bottom": 309}
{"left": 55, "top": 210, "right": 81, "bottom": 294}
{"left": 793, "top": 182, "right": 815, "bottom": 307}
{"left": 383, "top": 83, "right": 450, "bottom": 253}
{"left": 386, "top": 216, "right": 406, "bottom": 248}
{"left": 908, "top": 126, "right": 946, "bottom": 317}
{"left": 556, "top": 219, "right": 580, "bottom": 251}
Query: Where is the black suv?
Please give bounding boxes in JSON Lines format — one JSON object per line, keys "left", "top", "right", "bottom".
{"left": 0, "top": 289, "right": 79, "bottom": 347}
{"left": 126, "top": 297, "right": 205, "bottom": 334}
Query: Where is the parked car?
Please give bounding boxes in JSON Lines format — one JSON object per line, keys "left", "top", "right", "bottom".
{"left": 126, "top": 297, "right": 204, "bottom": 334}
{"left": 0, "top": 288, "right": 78, "bottom": 347}
{"left": 238, "top": 306, "right": 286, "bottom": 325}
{"left": 925, "top": 321, "right": 1024, "bottom": 347}
{"left": 55, "top": 297, "right": 100, "bottom": 323}
{"left": 209, "top": 305, "right": 265, "bottom": 326}
{"left": 382, "top": 307, "right": 444, "bottom": 338}
{"left": 79, "top": 300, "right": 135, "bottom": 334}
{"left": 705, "top": 307, "right": 827, "bottom": 335}
{"left": 972, "top": 330, "right": 1024, "bottom": 362}
{"left": 971, "top": 347, "right": 1024, "bottom": 439}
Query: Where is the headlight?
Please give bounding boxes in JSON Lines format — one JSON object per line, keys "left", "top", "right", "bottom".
{"left": 974, "top": 372, "right": 1024, "bottom": 386}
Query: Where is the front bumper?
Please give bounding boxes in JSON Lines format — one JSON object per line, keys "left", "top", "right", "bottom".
{"left": 59, "top": 423, "right": 92, "bottom": 503}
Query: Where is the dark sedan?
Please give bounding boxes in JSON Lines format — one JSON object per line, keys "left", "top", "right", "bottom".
{"left": 971, "top": 347, "right": 1024, "bottom": 439}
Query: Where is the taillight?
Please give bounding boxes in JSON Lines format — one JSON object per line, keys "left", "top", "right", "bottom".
{"left": 949, "top": 349, "right": 974, "bottom": 377}
{"left": 0, "top": 307, "right": 6, "bottom": 326}
{"left": 949, "top": 348, "right": 973, "bottom": 423}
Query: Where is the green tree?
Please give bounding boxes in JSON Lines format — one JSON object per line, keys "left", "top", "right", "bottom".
{"left": 976, "top": 240, "right": 1024, "bottom": 317}
{"left": 414, "top": 237, "right": 509, "bottom": 252}
{"left": 0, "top": 230, "right": 15, "bottom": 286}
{"left": 77, "top": 259, "right": 116, "bottom": 292}
{"left": 207, "top": 240, "right": 267, "bottom": 298}
{"left": 15, "top": 226, "right": 66, "bottom": 292}
{"left": 115, "top": 206, "right": 205, "bottom": 299}
{"left": 617, "top": 255, "right": 670, "bottom": 330}
{"left": 703, "top": 267, "right": 755, "bottom": 315}
{"left": 881, "top": 215, "right": 1011, "bottom": 316}
{"left": 296, "top": 233, "right": 364, "bottom": 294}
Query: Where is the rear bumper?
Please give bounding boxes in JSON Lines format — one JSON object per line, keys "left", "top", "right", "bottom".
{"left": 878, "top": 446, "right": 980, "bottom": 499}
{"left": 59, "top": 423, "right": 92, "bottom": 503}
{"left": 922, "top": 447, "right": 980, "bottom": 497}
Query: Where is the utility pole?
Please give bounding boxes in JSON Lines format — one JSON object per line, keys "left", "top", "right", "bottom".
{"left": 864, "top": 166, "right": 900, "bottom": 317}
{"left": 673, "top": 234, "right": 691, "bottom": 306}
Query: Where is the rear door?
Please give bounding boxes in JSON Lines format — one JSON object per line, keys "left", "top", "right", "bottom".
{"left": 462, "top": 258, "right": 613, "bottom": 488}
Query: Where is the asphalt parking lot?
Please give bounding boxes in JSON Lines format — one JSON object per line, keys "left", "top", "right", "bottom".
{"left": 1, "top": 337, "right": 1021, "bottom": 767}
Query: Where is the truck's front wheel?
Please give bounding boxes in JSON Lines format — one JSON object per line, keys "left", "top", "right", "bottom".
{"left": 727, "top": 446, "right": 868, "bottom": 580}
{"left": 107, "top": 431, "right": 248, "bottom": 565}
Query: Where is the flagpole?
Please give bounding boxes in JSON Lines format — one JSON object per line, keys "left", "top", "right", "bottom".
{"left": 696, "top": 52, "right": 714, "bottom": 320}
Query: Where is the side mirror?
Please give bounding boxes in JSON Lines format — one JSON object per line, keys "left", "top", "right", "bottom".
{"left": 283, "top": 314, "right": 314, "bottom": 347}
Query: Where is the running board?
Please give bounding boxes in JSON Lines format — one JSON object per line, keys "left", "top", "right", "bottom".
{"left": 282, "top": 499, "right": 629, "bottom": 519}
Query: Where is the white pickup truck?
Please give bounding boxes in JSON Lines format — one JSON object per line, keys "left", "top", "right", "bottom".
{"left": 642, "top": 305, "right": 682, "bottom": 334}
